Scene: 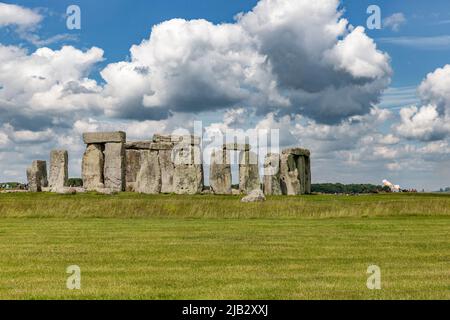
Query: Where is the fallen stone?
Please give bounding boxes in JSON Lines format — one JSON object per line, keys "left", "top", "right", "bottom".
{"left": 73, "top": 187, "right": 86, "bottom": 193}
{"left": 82, "top": 144, "right": 104, "bottom": 191}
{"left": 54, "top": 187, "right": 77, "bottom": 195}
{"left": 83, "top": 131, "right": 126, "bottom": 144}
{"left": 136, "top": 150, "right": 161, "bottom": 194}
{"left": 201, "top": 189, "right": 212, "bottom": 195}
{"left": 104, "top": 142, "right": 126, "bottom": 192}
{"left": 0, "top": 190, "right": 30, "bottom": 194}
{"left": 263, "top": 153, "right": 282, "bottom": 195}
{"left": 48, "top": 150, "right": 68, "bottom": 190}
{"left": 209, "top": 149, "right": 232, "bottom": 195}
{"left": 241, "top": 189, "right": 266, "bottom": 203}
{"left": 95, "top": 187, "right": 117, "bottom": 195}
{"left": 232, "top": 189, "right": 241, "bottom": 195}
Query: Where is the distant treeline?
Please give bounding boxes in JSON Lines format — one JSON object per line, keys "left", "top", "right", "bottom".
{"left": 312, "top": 183, "right": 390, "bottom": 194}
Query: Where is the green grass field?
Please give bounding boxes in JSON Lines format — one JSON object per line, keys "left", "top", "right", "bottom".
{"left": 0, "top": 192, "right": 449, "bottom": 299}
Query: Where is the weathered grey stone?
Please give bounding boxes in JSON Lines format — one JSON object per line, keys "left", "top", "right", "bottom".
{"left": 159, "top": 149, "right": 175, "bottom": 193}
{"left": 104, "top": 142, "right": 126, "bottom": 192}
{"left": 73, "top": 187, "right": 87, "bottom": 193}
{"left": 49, "top": 150, "right": 68, "bottom": 190}
{"left": 125, "top": 141, "right": 174, "bottom": 151}
{"left": 263, "top": 153, "right": 282, "bottom": 195}
{"left": 26, "top": 160, "right": 47, "bottom": 192}
{"left": 282, "top": 148, "right": 310, "bottom": 157}
{"left": 136, "top": 150, "right": 161, "bottom": 194}
{"left": 280, "top": 153, "right": 301, "bottom": 195}
{"left": 83, "top": 131, "right": 126, "bottom": 144}
{"left": 305, "top": 156, "right": 311, "bottom": 194}
{"left": 125, "top": 141, "right": 153, "bottom": 150}
{"left": 241, "top": 189, "right": 266, "bottom": 203}
{"left": 297, "top": 156, "right": 306, "bottom": 195}
{"left": 173, "top": 145, "right": 203, "bottom": 194}
{"left": 150, "top": 142, "right": 174, "bottom": 150}
{"left": 125, "top": 149, "right": 142, "bottom": 192}
{"left": 82, "top": 144, "right": 104, "bottom": 191}
{"left": 1, "top": 190, "right": 29, "bottom": 194}
{"left": 223, "top": 143, "right": 250, "bottom": 151}
{"left": 153, "top": 134, "right": 201, "bottom": 145}
{"left": 232, "top": 189, "right": 241, "bottom": 195}
{"left": 54, "top": 187, "right": 77, "bottom": 195}
{"left": 209, "top": 149, "right": 232, "bottom": 195}
{"left": 95, "top": 187, "right": 117, "bottom": 195}
{"left": 239, "top": 151, "right": 260, "bottom": 194}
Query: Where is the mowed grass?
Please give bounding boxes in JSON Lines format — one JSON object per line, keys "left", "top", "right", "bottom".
{"left": 0, "top": 193, "right": 449, "bottom": 299}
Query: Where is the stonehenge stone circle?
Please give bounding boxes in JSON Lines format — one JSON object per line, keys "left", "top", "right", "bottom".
{"left": 26, "top": 160, "right": 48, "bottom": 192}
{"left": 26, "top": 130, "right": 312, "bottom": 197}
{"left": 263, "top": 153, "right": 282, "bottom": 195}
{"left": 49, "top": 150, "right": 68, "bottom": 190}
{"left": 210, "top": 148, "right": 232, "bottom": 195}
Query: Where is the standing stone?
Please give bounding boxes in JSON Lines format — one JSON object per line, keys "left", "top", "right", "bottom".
{"left": 104, "top": 142, "right": 126, "bottom": 192}
{"left": 296, "top": 156, "right": 306, "bottom": 195}
{"left": 82, "top": 144, "right": 104, "bottom": 191}
{"left": 210, "top": 149, "right": 232, "bottom": 195}
{"left": 239, "top": 151, "right": 260, "bottom": 194}
{"left": 305, "top": 156, "right": 311, "bottom": 194}
{"left": 159, "top": 149, "right": 175, "bottom": 193}
{"left": 125, "top": 149, "right": 142, "bottom": 192}
{"left": 280, "top": 153, "right": 301, "bottom": 195}
{"left": 136, "top": 150, "right": 161, "bottom": 194}
{"left": 26, "top": 160, "right": 47, "bottom": 192}
{"left": 49, "top": 150, "right": 68, "bottom": 190}
{"left": 173, "top": 145, "right": 203, "bottom": 194}
{"left": 263, "top": 153, "right": 282, "bottom": 195}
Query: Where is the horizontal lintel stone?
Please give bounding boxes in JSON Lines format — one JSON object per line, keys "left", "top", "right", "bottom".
{"left": 125, "top": 141, "right": 174, "bottom": 150}
{"left": 281, "top": 148, "right": 310, "bottom": 157}
{"left": 153, "top": 134, "right": 201, "bottom": 145}
{"left": 223, "top": 143, "right": 250, "bottom": 151}
{"left": 83, "top": 131, "right": 126, "bottom": 144}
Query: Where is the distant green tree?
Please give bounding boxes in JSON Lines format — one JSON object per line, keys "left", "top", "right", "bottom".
{"left": 311, "top": 183, "right": 389, "bottom": 194}
{"left": 68, "top": 178, "right": 83, "bottom": 187}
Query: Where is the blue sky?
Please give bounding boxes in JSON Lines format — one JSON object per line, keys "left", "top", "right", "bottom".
{"left": 1, "top": 0, "right": 450, "bottom": 190}
{"left": 5, "top": 0, "right": 450, "bottom": 88}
